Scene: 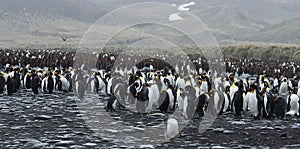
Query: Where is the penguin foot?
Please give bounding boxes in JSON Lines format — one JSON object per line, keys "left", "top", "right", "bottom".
{"left": 170, "top": 138, "right": 176, "bottom": 143}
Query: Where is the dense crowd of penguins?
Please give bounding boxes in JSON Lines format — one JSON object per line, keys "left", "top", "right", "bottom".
{"left": 1, "top": 49, "right": 300, "bottom": 122}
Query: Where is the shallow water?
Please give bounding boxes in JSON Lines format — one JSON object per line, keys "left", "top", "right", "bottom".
{"left": 0, "top": 90, "right": 299, "bottom": 148}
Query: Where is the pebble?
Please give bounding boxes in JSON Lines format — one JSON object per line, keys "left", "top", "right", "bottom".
{"left": 35, "top": 115, "right": 53, "bottom": 120}
{"left": 33, "top": 143, "right": 49, "bottom": 148}
{"left": 274, "top": 126, "right": 284, "bottom": 130}
{"left": 261, "top": 127, "right": 274, "bottom": 130}
{"left": 223, "top": 130, "right": 234, "bottom": 134}
{"left": 244, "top": 138, "right": 251, "bottom": 141}
{"left": 130, "top": 126, "right": 146, "bottom": 132}
{"left": 290, "top": 123, "right": 300, "bottom": 129}
{"left": 245, "top": 127, "right": 256, "bottom": 130}
{"left": 54, "top": 140, "right": 76, "bottom": 146}
{"left": 237, "top": 145, "right": 251, "bottom": 148}
{"left": 284, "top": 144, "right": 300, "bottom": 148}
{"left": 70, "top": 145, "right": 87, "bottom": 149}
{"left": 260, "top": 132, "right": 267, "bottom": 135}
{"left": 230, "top": 121, "right": 247, "bottom": 125}
{"left": 82, "top": 143, "right": 97, "bottom": 147}
{"left": 11, "top": 126, "right": 25, "bottom": 130}
{"left": 104, "top": 129, "right": 119, "bottom": 133}
{"left": 189, "top": 143, "right": 199, "bottom": 147}
{"left": 213, "top": 128, "right": 225, "bottom": 132}
{"left": 140, "top": 144, "right": 155, "bottom": 148}
{"left": 280, "top": 133, "right": 288, "bottom": 137}
{"left": 211, "top": 146, "right": 227, "bottom": 149}
{"left": 122, "top": 129, "right": 136, "bottom": 133}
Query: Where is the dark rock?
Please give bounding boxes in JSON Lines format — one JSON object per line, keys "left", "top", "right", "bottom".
{"left": 280, "top": 133, "right": 287, "bottom": 137}
{"left": 35, "top": 115, "right": 52, "bottom": 120}
{"left": 54, "top": 140, "right": 75, "bottom": 146}
{"left": 223, "top": 130, "right": 234, "bottom": 134}
{"left": 213, "top": 128, "right": 225, "bottom": 133}
{"left": 260, "top": 132, "right": 267, "bottom": 135}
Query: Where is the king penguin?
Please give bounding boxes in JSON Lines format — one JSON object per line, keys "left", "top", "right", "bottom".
{"left": 286, "top": 94, "right": 299, "bottom": 116}
{"left": 164, "top": 118, "right": 179, "bottom": 143}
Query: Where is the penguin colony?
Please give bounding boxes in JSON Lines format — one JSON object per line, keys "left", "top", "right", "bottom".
{"left": 1, "top": 49, "right": 300, "bottom": 142}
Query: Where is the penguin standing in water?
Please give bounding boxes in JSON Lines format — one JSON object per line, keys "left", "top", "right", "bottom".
{"left": 0, "top": 72, "right": 6, "bottom": 94}
{"left": 220, "top": 86, "right": 231, "bottom": 114}
{"left": 47, "top": 72, "right": 54, "bottom": 93}
{"left": 75, "top": 70, "right": 85, "bottom": 99}
{"left": 182, "top": 90, "right": 191, "bottom": 118}
{"left": 213, "top": 90, "right": 225, "bottom": 115}
{"left": 136, "top": 83, "right": 149, "bottom": 113}
{"left": 158, "top": 90, "right": 170, "bottom": 113}
{"left": 24, "top": 72, "right": 32, "bottom": 89}
{"left": 195, "top": 93, "right": 209, "bottom": 118}
{"left": 286, "top": 94, "right": 299, "bottom": 116}
{"left": 232, "top": 83, "right": 244, "bottom": 117}
{"left": 66, "top": 71, "right": 72, "bottom": 92}
{"left": 263, "top": 88, "right": 276, "bottom": 119}
{"left": 229, "top": 82, "right": 239, "bottom": 110}
{"left": 6, "top": 76, "right": 15, "bottom": 96}
{"left": 53, "top": 70, "right": 62, "bottom": 91}
{"left": 146, "top": 80, "right": 160, "bottom": 112}
{"left": 175, "top": 74, "right": 185, "bottom": 90}
{"left": 176, "top": 88, "right": 185, "bottom": 111}
{"left": 60, "top": 75, "right": 70, "bottom": 92}
{"left": 279, "top": 78, "right": 289, "bottom": 98}
{"left": 13, "top": 68, "right": 21, "bottom": 91}
{"left": 249, "top": 83, "right": 263, "bottom": 119}
{"left": 274, "top": 95, "right": 287, "bottom": 119}
{"left": 183, "top": 85, "right": 196, "bottom": 119}
{"left": 167, "top": 86, "right": 175, "bottom": 111}
{"left": 106, "top": 94, "right": 117, "bottom": 112}
{"left": 91, "top": 72, "right": 100, "bottom": 93}
{"left": 243, "top": 88, "right": 252, "bottom": 113}
{"left": 31, "top": 71, "right": 40, "bottom": 95}
{"left": 113, "top": 78, "right": 126, "bottom": 109}
{"left": 41, "top": 72, "right": 54, "bottom": 94}
{"left": 164, "top": 118, "right": 180, "bottom": 143}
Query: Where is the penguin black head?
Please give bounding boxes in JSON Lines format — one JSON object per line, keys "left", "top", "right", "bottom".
{"left": 134, "top": 82, "right": 139, "bottom": 88}
{"left": 144, "top": 83, "right": 150, "bottom": 87}
{"left": 247, "top": 88, "right": 252, "bottom": 93}
{"left": 252, "top": 82, "right": 258, "bottom": 89}
{"left": 234, "top": 82, "right": 239, "bottom": 86}
{"left": 238, "top": 83, "right": 244, "bottom": 89}
{"left": 135, "top": 75, "right": 140, "bottom": 80}
{"left": 13, "top": 67, "right": 19, "bottom": 72}
{"left": 225, "top": 86, "right": 230, "bottom": 92}
{"left": 225, "top": 77, "right": 229, "bottom": 81}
